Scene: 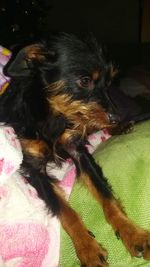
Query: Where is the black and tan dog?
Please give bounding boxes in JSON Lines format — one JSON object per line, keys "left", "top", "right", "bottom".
{"left": 0, "top": 33, "right": 150, "bottom": 266}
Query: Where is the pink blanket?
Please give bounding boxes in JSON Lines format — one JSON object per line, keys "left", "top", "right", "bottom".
{"left": 0, "top": 125, "right": 110, "bottom": 267}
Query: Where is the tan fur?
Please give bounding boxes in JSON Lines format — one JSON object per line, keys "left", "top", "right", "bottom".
{"left": 54, "top": 184, "right": 108, "bottom": 265}
{"left": 20, "top": 139, "right": 49, "bottom": 157}
{"left": 48, "top": 94, "right": 111, "bottom": 138}
{"left": 81, "top": 172, "right": 150, "bottom": 259}
{"left": 24, "top": 45, "right": 47, "bottom": 62}
{"left": 92, "top": 70, "right": 101, "bottom": 81}
{"left": 46, "top": 80, "right": 66, "bottom": 94}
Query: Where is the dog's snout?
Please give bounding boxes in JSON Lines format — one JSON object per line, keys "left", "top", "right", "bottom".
{"left": 108, "top": 113, "right": 120, "bottom": 124}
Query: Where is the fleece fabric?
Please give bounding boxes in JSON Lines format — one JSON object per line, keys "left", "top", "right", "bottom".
{"left": 60, "top": 120, "right": 150, "bottom": 267}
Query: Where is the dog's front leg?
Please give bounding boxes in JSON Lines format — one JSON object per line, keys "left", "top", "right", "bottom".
{"left": 54, "top": 185, "right": 109, "bottom": 267}
{"left": 76, "top": 145, "right": 150, "bottom": 260}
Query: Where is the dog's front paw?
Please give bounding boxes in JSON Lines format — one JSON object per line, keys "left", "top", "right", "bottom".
{"left": 76, "top": 234, "right": 109, "bottom": 267}
{"left": 118, "top": 223, "right": 150, "bottom": 259}
{"left": 120, "top": 120, "right": 134, "bottom": 134}
{"left": 110, "top": 120, "right": 134, "bottom": 135}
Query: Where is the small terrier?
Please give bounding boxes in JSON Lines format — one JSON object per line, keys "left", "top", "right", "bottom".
{"left": 0, "top": 33, "right": 150, "bottom": 266}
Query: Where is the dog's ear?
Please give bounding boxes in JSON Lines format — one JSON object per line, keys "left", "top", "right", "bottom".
{"left": 4, "top": 44, "right": 55, "bottom": 77}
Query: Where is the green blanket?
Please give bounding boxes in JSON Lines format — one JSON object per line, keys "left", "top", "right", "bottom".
{"left": 60, "top": 120, "right": 150, "bottom": 267}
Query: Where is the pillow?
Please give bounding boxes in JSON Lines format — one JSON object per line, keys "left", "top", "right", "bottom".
{"left": 60, "top": 120, "right": 150, "bottom": 267}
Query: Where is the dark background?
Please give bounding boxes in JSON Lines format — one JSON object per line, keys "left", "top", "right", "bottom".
{"left": 0, "top": 0, "right": 150, "bottom": 69}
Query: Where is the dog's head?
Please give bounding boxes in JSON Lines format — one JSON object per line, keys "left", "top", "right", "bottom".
{"left": 4, "top": 33, "right": 120, "bottom": 137}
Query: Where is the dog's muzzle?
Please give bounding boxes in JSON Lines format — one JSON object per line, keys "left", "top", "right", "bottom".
{"left": 100, "top": 87, "right": 121, "bottom": 125}
{"left": 107, "top": 113, "right": 120, "bottom": 124}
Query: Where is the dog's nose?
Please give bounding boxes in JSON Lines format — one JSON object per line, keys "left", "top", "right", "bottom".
{"left": 108, "top": 113, "right": 120, "bottom": 124}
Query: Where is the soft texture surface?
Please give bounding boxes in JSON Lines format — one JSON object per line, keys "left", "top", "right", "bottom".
{"left": 0, "top": 126, "right": 60, "bottom": 267}
{"left": 0, "top": 124, "right": 109, "bottom": 267}
{"left": 0, "top": 46, "right": 11, "bottom": 95}
{"left": 60, "top": 120, "right": 150, "bottom": 267}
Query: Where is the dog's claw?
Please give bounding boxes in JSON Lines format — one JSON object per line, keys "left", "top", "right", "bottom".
{"left": 122, "top": 120, "right": 134, "bottom": 134}
{"left": 115, "top": 231, "right": 120, "bottom": 239}
{"left": 135, "top": 245, "right": 144, "bottom": 253}
{"left": 134, "top": 241, "right": 150, "bottom": 259}
{"left": 88, "top": 230, "right": 96, "bottom": 238}
{"left": 99, "top": 254, "right": 108, "bottom": 263}
{"left": 76, "top": 234, "right": 109, "bottom": 267}
{"left": 136, "top": 251, "right": 143, "bottom": 258}
{"left": 110, "top": 120, "right": 134, "bottom": 135}
{"left": 118, "top": 223, "right": 150, "bottom": 260}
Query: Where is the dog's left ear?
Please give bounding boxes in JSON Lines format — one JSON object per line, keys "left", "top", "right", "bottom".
{"left": 106, "top": 63, "right": 119, "bottom": 87}
{"left": 4, "top": 44, "right": 55, "bottom": 77}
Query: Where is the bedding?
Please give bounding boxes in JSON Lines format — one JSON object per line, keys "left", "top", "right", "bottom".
{"left": 60, "top": 120, "right": 150, "bottom": 267}
{"left": 0, "top": 119, "right": 150, "bottom": 267}
{"left": 0, "top": 124, "right": 109, "bottom": 267}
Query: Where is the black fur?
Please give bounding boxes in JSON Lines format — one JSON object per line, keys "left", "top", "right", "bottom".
{"left": 1, "top": 33, "right": 150, "bottom": 266}
{"left": 0, "top": 33, "right": 116, "bottom": 216}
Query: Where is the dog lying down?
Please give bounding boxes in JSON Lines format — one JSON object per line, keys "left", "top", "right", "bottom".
{"left": 0, "top": 33, "right": 150, "bottom": 267}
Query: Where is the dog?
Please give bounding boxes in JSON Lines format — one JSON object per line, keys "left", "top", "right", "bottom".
{"left": 0, "top": 33, "right": 150, "bottom": 266}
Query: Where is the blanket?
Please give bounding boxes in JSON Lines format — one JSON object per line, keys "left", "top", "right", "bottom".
{"left": 0, "top": 124, "right": 110, "bottom": 267}
{"left": 60, "top": 120, "right": 150, "bottom": 267}
{"left": 0, "top": 46, "right": 11, "bottom": 95}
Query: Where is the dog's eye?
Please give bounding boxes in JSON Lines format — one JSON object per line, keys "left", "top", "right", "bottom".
{"left": 77, "top": 77, "right": 94, "bottom": 89}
